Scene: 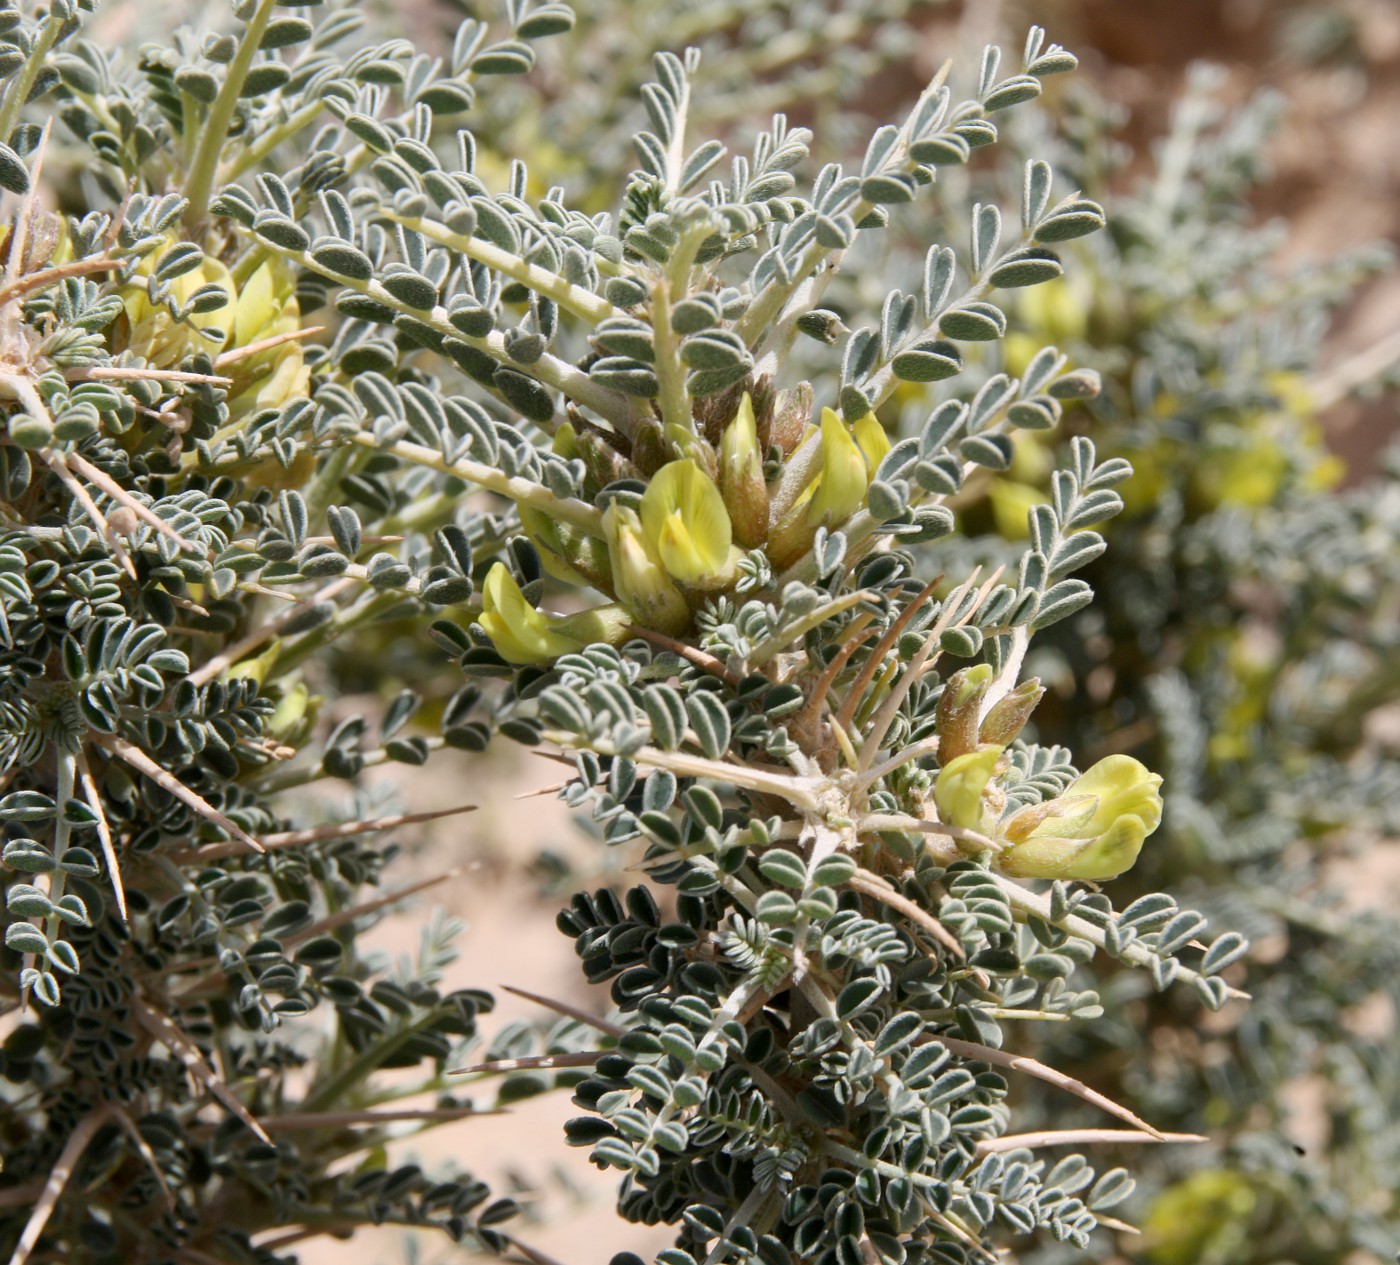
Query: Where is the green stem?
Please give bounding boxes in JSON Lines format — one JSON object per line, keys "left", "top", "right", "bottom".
{"left": 383, "top": 211, "right": 623, "bottom": 324}
{"left": 259, "top": 242, "right": 642, "bottom": 433}
{"left": 651, "top": 221, "right": 714, "bottom": 437}
{"left": 650, "top": 273, "right": 692, "bottom": 434}
{"left": 0, "top": 9, "right": 63, "bottom": 142}
{"left": 348, "top": 432, "right": 605, "bottom": 535}
{"left": 224, "top": 97, "right": 325, "bottom": 184}
{"left": 183, "top": 0, "right": 280, "bottom": 231}
{"left": 302, "top": 1011, "right": 446, "bottom": 1114}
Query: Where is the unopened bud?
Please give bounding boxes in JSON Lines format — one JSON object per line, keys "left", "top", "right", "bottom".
{"left": 935, "top": 664, "right": 994, "bottom": 761}
{"left": 577, "top": 427, "right": 630, "bottom": 490}
{"left": 769, "top": 382, "right": 813, "bottom": 454}
{"left": 980, "top": 677, "right": 1045, "bottom": 746}
{"left": 631, "top": 419, "right": 669, "bottom": 478}
{"left": 720, "top": 393, "right": 770, "bottom": 549}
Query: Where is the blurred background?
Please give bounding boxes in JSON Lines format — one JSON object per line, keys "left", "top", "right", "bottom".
{"left": 75, "top": 0, "right": 1391, "bottom": 1261}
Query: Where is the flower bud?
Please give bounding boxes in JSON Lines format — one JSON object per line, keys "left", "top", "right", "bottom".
{"left": 997, "top": 754, "right": 1164, "bottom": 881}
{"left": 935, "top": 664, "right": 994, "bottom": 761}
{"left": 551, "top": 421, "right": 582, "bottom": 462}
{"left": 979, "top": 677, "right": 1045, "bottom": 747}
{"left": 933, "top": 744, "right": 1004, "bottom": 832}
{"left": 767, "top": 408, "right": 886, "bottom": 568}
{"left": 603, "top": 503, "right": 690, "bottom": 635}
{"left": 639, "top": 459, "right": 736, "bottom": 587}
{"left": 719, "top": 393, "right": 770, "bottom": 549}
{"left": 575, "top": 426, "right": 630, "bottom": 489}
{"left": 768, "top": 382, "right": 813, "bottom": 455}
{"left": 631, "top": 419, "right": 669, "bottom": 478}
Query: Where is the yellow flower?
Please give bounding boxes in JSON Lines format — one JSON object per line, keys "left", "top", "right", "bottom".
{"left": 639, "top": 460, "right": 735, "bottom": 585}
{"left": 121, "top": 248, "right": 234, "bottom": 368}
{"left": 603, "top": 503, "right": 690, "bottom": 634}
{"left": 851, "top": 411, "right": 891, "bottom": 470}
{"left": 225, "top": 259, "right": 311, "bottom": 417}
{"left": 803, "top": 407, "right": 871, "bottom": 526}
{"left": 998, "top": 754, "right": 1164, "bottom": 881}
{"left": 479, "top": 564, "right": 587, "bottom": 664}
{"left": 478, "top": 564, "right": 631, "bottom": 665}
{"left": 933, "top": 745, "right": 1004, "bottom": 832}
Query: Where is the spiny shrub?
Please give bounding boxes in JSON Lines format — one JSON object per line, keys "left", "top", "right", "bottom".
{"left": 0, "top": 2, "right": 1342, "bottom": 1262}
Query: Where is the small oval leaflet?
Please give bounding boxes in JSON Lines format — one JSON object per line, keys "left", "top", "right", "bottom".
{"left": 989, "top": 247, "right": 1064, "bottom": 288}
{"left": 891, "top": 339, "right": 962, "bottom": 383}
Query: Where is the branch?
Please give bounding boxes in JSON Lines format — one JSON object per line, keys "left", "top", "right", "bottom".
{"left": 348, "top": 432, "right": 605, "bottom": 536}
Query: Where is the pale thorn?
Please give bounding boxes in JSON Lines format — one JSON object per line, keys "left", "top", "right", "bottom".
{"left": 93, "top": 731, "right": 264, "bottom": 853}
{"left": 449, "top": 1050, "right": 604, "bottom": 1077}
{"left": 214, "top": 324, "right": 324, "bottom": 367}
{"left": 7, "top": 1104, "right": 113, "bottom": 1265}
{"left": 39, "top": 448, "right": 139, "bottom": 580}
{"left": 499, "top": 984, "right": 627, "bottom": 1037}
{"left": 165, "top": 803, "right": 479, "bottom": 864}
{"left": 976, "top": 1127, "right": 1207, "bottom": 1156}
{"left": 75, "top": 747, "right": 126, "bottom": 923}
{"left": 929, "top": 1034, "right": 1167, "bottom": 1139}
{"left": 132, "top": 999, "right": 272, "bottom": 1144}
{"left": 80, "top": 364, "right": 233, "bottom": 386}
{"left": 64, "top": 449, "right": 202, "bottom": 553}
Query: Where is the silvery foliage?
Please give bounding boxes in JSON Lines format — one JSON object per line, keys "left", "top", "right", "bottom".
{"left": 0, "top": 1, "right": 1256, "bottom": 1262}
